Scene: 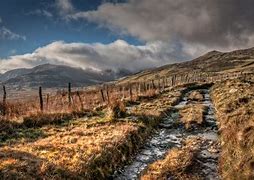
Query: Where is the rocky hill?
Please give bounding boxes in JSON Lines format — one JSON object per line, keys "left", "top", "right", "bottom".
{"left": 118, "top": 47, "right": 254, "bottom": 84}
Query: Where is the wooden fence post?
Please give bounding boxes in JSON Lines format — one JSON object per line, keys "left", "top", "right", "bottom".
{"left": 77, "top": 91, "right": 84, "bottom": 110}
{"left": 185, "top": 74, "right": 188, "bottom": 83}
{"left": 68, "top": 82, "right": 72, "bottom": 107}
{"left": 46, "top": 94, "right": 49, "bottom": 111}
{"left": 129, "top": 83, "right": 133, "bottom": 101}
{"left": 100, "top": 89, "right": 105, "bottom": 102}
{"left": 162, "top": 77, "right": 166, "bottom": 91}
{"left": 152, "top": 80, "right": 155, "bottom": 89}
{"left": 39, "top": 86, "right": 43, "bottom": 112}
{"left": 143, "top": 82, "right": 146, "bottom": 94}
{"left": 135, "top": 83, "right": 139, "bottom": 97}
{"left": 2, "top": 85, "right": 6, "bottom": 116}
{"left": 171, "top": 76, "right": 174, "bottom": 86}
{"left": 158, "top": 79, "right": 161, "bottom": 91}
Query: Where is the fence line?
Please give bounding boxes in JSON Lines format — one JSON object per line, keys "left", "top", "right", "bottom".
{"left": 0, "top": 71, "right": 253, "bottom": 118}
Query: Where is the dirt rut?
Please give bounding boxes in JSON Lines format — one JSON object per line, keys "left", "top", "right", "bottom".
{"left": 113, "top": 88, "right": 220, "bottom": 180}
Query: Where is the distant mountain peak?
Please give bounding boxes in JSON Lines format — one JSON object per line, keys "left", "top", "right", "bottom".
{"left": 0, "top": 63, "right": 131, "bottom": 89}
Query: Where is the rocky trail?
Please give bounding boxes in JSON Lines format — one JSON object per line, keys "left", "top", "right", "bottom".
{"left": 113, "top": 88, "right": 220, "bottom": 179}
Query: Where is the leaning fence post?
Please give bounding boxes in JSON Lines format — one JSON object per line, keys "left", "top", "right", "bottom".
{"left": 135, "top": 83, "right": 139, "bottom": 97}
{"left": 77, "top": 91, "right": 84, "bottom": 110}
{"left": 143, "top": 82, "right": 146, "bottom": 94}
{"left": 46, "top": 93, "right": 49, "bottom": 111}
{"left": 100, "top": 89, "right": 105, "bottom": 102}
{"left": 158, "top": 79, "right": 161, "bottom": 91}
{"left": 39, "top": 86, "right": 43, "bottom": 112}
{"left": 152, "top": 80, "right": 155, "bottom": 89}
{"left": 171, "top": 76, "right": 174, "bottom": 86}
{"left": 68, "top": 82, "right": 72, "bottom": 107}
{"left": 129, "top": 83, "right": 133, "bottom": 101}
{"left": 2, "top": 85, "right": 6, "bottom": 116}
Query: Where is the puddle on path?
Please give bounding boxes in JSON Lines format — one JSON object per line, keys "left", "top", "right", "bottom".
{"left": 113, "top": 88, "right": 220, "bottom": 180}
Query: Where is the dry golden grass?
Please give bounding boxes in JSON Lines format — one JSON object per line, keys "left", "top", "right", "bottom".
{"left": 179, "top": 104, "right": 207, "bottom": 129}
{"left": 0, "top": 119, "right": 147, "bottom": 179}
{"left": 211, "top": 77, "right": 254, "bottom": 179}
{"left": 0, "top": 85, "right": 186, "bottom": 179}
{"left": 0, "top": 89, "right": 103, "bottom": 120}
{"left": 141, "top": 137, "right": 202, "bottom": 180}
{"left": 105, "top": 98, "right": 127, "bottom": 122}
{"left": 22, "top": 111, "right": 95, "bottom": 127}
{"left": 188, "top": 90, "right": 204, "bottom": 102}
{"left": 0, "top": 82, "right": 161, "bottom": 130}
{"left": 130, "top": 88, "right": 184, "bottom": 118}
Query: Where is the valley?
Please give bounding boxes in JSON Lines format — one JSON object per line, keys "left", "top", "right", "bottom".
{"left": 0, "top": 47, "right": 254, "bottom": 179}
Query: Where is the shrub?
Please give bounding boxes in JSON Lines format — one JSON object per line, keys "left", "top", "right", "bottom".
{"left": 106, "top": 99, "right": 126, "bottom": 122}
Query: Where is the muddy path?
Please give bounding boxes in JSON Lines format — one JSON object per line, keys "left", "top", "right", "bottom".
{"left": 113, "top": 87, "right": 220, "bottom": 180}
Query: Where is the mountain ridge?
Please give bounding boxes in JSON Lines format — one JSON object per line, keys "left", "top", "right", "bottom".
{"left": 1, "top": 47, "right": 254, "bottom": 88}
{"left": 0, "top": 64, "right": 130, "bottom": 88}
{"left": 117, "top": 47, "right": 254, "bottom": 84}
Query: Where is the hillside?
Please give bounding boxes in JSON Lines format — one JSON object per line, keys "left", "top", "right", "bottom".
{"left": 0, "top": 47, "right": 253, "bottom": 179}
{"left": 0, "top": 64, "right": 128, "bottom": 88}
{"left": 0, "top": 68, "right": 31, "bottom": 82}
{"left": 118, "top": 47, "right": 254, "bottom": 84}
{"left": 1, "top": 47, "right": 254, "bottom": 89}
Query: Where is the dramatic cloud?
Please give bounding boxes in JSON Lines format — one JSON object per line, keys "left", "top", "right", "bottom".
{"left": 3, "top": 0, "right": 254, "bottom": 74}
{"left": 69, "top": 0, "right": 254, "bottom": 50}
{"left": 0, "top": 27, "right": 26, "bottom": 41}
{"left": 0, "top": 40, "right": 196, "bottom": 73}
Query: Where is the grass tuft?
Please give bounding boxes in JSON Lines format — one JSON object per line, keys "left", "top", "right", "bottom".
{"left": 211, "top": 77, "right": 254, "bottom": 179}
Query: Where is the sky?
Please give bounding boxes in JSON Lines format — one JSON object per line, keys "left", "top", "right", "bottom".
{"left": 0, "top": 0, "right": 254, "bottom": 73}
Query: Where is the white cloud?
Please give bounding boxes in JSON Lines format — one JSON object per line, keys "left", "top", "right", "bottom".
{"left": 0, "top": 27, "right": 26, "bottom": 41}
{"left": 0, "top": 17, "right": 2, "bottom": 23}
{"left": 68, "top": 0, "right": 254, "bottom": 51}
{"left": 0, "top": 40, "right": 197, "bottom": 73}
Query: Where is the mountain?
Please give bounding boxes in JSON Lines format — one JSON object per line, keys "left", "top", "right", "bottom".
{"left": 0, "top": 68, "right": 31, "bottom": 82}
{"left": 0, "top": 64, "right": 128, "bottom": 88}
{"left": 1, "top": 47, "right": 254, "bottom": 89}
{"left": 118, "top": 47, "right": 254, "bottom": 84}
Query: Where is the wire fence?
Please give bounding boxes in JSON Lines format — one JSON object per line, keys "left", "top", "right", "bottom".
{"left": 0, "top": 70, "right": 253, "bottom": 120}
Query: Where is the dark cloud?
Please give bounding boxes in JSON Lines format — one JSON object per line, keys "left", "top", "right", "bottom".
{"left": 70, "top": 0, "right": 254, "bottom": 50}
{"left": 3, "top": 0, "right": 253, "bottom": 73}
